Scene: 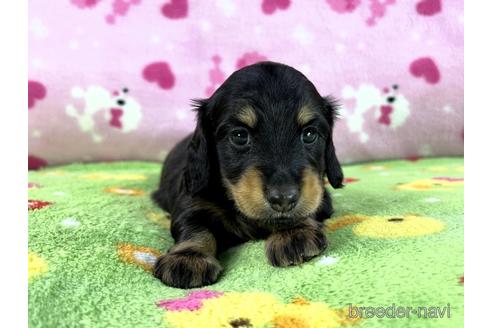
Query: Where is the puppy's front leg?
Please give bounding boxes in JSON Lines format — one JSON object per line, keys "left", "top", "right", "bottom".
{"left": 266, "top": 218, "right": 327, "bottom": 267}
{"left": 153, "top": 229, "right": 222, "bottom": 288}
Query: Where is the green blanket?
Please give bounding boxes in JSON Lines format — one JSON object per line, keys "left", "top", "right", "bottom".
{"left": 28, "top": 158, "right": 464, "bottom": 328}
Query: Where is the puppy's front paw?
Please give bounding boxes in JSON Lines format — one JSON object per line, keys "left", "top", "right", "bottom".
{"left": 153, "top": 250, "right": 222, "bottom": 288}
{"left": 266, "top": 226, "right": 327, "bottom": 267}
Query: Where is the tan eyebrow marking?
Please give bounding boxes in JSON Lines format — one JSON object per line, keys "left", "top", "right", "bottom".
{"left": 236, "top": 106, "right": 257, "bottom": 128}
{"left": 297, "top": 106, "right": 317, "bottom": 126}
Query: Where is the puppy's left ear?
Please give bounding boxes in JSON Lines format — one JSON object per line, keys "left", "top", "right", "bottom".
{"left": 322, "top": 96, "right": 344, "bottom": 189}
{"left": 183, "top": 99, "right": 212, "bottom": 195}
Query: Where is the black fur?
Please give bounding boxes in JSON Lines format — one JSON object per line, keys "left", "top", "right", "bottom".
{"left": 152, "top": 62, "right": 343, "bottom": 288}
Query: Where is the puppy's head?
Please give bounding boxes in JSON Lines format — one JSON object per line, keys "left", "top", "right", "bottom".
{"left": 184, "top": 62, "right": 343, "bottom": 224}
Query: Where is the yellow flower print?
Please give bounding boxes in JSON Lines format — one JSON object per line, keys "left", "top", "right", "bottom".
{"left": 395, "top": 177, "right": 463, "bottom": 191}
{"left": 28, "top": 252, "right": 48, "bottom": 282}
{"left": 39, "top": 170, "right": 66, "bottom": 176}
{"left": 362, "top": 165, "right": 389, "bottom": 171}
{"left": 104, "top": 187, "right": 146, "bottom": 196}
{"left": 162, "top": 291, "right": 360, "bottom": 328}
{"left": 327, "top": 214, "right": 445, "bottom": 238}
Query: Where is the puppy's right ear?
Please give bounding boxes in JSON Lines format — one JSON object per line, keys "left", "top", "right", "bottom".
{"left": 183, "top": 99, "right": 211, "bottom": 195}
{"left": 322, "top": 96, "right": 344, "bottom": 189}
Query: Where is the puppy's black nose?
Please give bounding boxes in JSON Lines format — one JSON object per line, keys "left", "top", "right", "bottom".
{"left": 267, "top": 186, "right": 299, "bottom": 212}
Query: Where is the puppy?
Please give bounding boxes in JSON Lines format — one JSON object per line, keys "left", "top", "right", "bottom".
{"left": 152, "top": 62, "right": 344, "bottom": 288}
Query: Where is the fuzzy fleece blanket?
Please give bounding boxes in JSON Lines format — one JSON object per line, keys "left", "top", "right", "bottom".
{"left": 28, "top": 157, "right": 464, "bottom": 327}
{"left": 29, "top": 0, "right": 463, "bottom": 168}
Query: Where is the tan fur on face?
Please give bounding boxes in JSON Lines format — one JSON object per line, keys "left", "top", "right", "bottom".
{"left": 236, "top": 106, "right": 257, "bottom": 128}
{"left": 223, "top": 168, "right": 268, "bottom": 219}
{"left": 297, "top": 106, "right": 317, "bottom": 126}
{"left": 297, "top": 168, "right": 323, "bottom": 216}
{"left": 224, "top": 167, "right": 323, "bottom": 220}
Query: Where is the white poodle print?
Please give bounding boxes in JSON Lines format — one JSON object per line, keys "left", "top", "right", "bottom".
{"left": 65, "top": 85, "right": 142, "bottom": 143}
{"left": 339, "top": 83, "right": 410, "bottom": 143}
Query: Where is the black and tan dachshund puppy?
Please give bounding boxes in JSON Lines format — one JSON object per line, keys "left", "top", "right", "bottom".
{"left": 152, "top": 62, "right": 344, "bottom": 288}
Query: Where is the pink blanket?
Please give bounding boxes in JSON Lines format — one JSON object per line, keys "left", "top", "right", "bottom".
{"left": 28, "top": 0, "right": 463, "bottom": 169}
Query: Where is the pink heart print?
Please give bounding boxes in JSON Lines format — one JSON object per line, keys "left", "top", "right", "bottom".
{"left": 28, "top": 81, "right": 47, "bottom": 110}
{"left": 142, "top": 62, "right": 176, "bottom": 90}
{"left": 205, "top": 55, "right": 225, "bottom": 97}
{"left": 416, "top": 0, "right": 441, "bottom": 16}
{"left": 236, "top": 52, "right": 268, "bottom": 69}
{"left": 71, "top": 0, "right": 101, "bottom": 9}
{"left": 157, "top": 290, "right": 224, "bottom": 311}
{"left": 105, "top": 0, "right": 142, "bottom": 24}
{"left": 409, "top": 57, "right": 440, "bottom": 84}
{"left": 325, "top": 0, "right": 361, "bottom": 14}
{"left": 262, "top": 0, "right": 291, "bottom": 15}
{"left": 433, "top": 177, "right": 464, "bottom": 182}
{"left": 28, "top": 155, "right": 48, "bottom": 170}
{"left": 161, "top": 0, "right": 188, "bottom": 19}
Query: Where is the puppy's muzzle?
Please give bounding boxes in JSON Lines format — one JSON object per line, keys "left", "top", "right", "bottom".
{"left": 266, "top": 185, "right": 299, "bottom": 213}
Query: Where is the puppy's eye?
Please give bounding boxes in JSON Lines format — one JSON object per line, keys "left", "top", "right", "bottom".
{"left": 230, "top": 128, "right": 250, "bottom": 147}
{"left": 302, "top": 127, "right": 318, "bottom": 144}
